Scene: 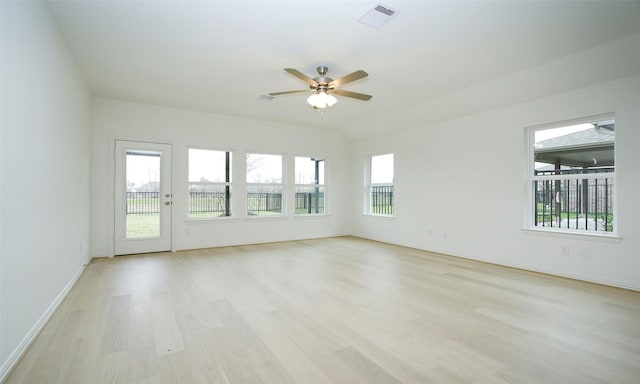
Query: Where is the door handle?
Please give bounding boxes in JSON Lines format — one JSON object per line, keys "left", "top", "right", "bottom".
{"left": 164, "top": 201, "right": 171, "bottom": 206}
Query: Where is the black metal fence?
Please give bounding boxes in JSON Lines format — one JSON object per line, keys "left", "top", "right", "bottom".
{"left": 126, "top": 192, "right": 160, "bottom": 214}
{"left": 534, "top": 170, "right": 614, "bottom": 232}
{"left": 189, "top": 191, "right": 228, "bottom": 216}
{"left": 247, "top": 192, "right": 282, "bottom": 215}
{"left": 371, "top": 185, "right": 393, "bottom": 215}
{"left": 127, "top": 189, "right": 373, "bottom": 216}
{"left": 295, "top": 191, "right": 325, "bottom": 214}
{"left": 128, "top": 191, "right": 323, "bottom": 216}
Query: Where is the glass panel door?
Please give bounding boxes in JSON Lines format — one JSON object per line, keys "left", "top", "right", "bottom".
{"left": 114, "top": 141, "right": 172, "bottom": 255}
{"left": 126, "top": 150, "right": 161, "bottom": 239}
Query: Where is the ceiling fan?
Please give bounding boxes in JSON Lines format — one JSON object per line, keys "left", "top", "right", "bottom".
{"left": 268, "top": 66, "right": 372, "bottom": 109}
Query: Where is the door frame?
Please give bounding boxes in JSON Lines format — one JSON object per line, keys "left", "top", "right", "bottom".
{"left": 113, "top": 140, "right": 173, "bottom": 256}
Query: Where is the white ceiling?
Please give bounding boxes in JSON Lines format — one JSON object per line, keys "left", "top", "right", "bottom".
{"left": 48, "top": 0, "right": 640, "bottom": 140}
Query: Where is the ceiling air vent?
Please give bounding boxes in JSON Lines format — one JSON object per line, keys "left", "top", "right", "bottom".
{"left": 359, "top": 4, "right": 398, "bottom": 28}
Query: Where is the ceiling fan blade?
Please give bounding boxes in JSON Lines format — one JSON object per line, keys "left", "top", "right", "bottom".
{"left": 332, "top": 89, "right": 373, "bottom": 101}
{"left": 329, "top": 70, "right": 368, "bottom": 88}
{"left": 268, "top": 90, "right": 310, "bottom": 96}
{"left": 284, "top": 68, "right": 317, "bottom": 86}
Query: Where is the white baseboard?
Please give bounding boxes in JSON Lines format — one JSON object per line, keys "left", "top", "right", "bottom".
{"left": 0, "top": 259, "right": 90, "bottom": 383}
{"left": 487, "top": 259, "right": 640, "bottom": 292}
{"left": 351, "top": 235, "right": 640, "bottom": 292}
{"left": 440, "top": 251, "right": 640, "bottom": 292}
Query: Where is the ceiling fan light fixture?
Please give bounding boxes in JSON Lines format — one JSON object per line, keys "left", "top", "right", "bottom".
{"left": 307, "top": 91, "right": 337, "bottom": 109}
{"left": 269, "top": 66, "right": 371, "bottom": 109}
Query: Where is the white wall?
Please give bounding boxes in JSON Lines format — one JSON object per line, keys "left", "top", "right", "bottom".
{"left": 349, "top": 74, "right": 640, "bottom": 290}
{"left": 0, "top": 1, "right": 91, "bottom": 380}
{"left": 91, "top": 98, "right": 350, "bottom": 256}
{"left": 1, "top": 7, "right": 638, "bottom": 382}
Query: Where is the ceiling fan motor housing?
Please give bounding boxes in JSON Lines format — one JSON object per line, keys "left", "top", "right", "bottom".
{"left": 312, "top": 66, "right": 333, "bottom": 90}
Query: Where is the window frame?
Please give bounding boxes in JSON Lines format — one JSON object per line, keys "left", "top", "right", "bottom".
{"left": 366, "top": 153, "right": 394, "bottom": 217}
{"left": 294, "top": 156, "right": 327, "bottom": 216}
{"left": 187, "top": 147, "right": 233, "bottom": 220}
{"left": 246, "top": 152, "right": 285, "bottom": 217}
{"left": 525, "top": 114, "right": 617, "bottom": 236}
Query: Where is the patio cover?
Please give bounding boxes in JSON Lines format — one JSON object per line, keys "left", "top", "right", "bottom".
{"left": 534, "top": 124, "right": 614, "bottom": 168}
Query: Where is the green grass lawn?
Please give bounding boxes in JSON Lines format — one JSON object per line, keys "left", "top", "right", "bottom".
{"left": 536, "top": 211, "right": 614, "bottom": 231}
{"left": 371, "top": 205, "right": 393, "bottom": 215}
{"left": 126, "top": 214, "right": 160, "bottom": 239}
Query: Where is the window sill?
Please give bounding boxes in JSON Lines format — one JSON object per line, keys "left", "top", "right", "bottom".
{"left": 244, "top": 215, "right": 288, "bottom": 221}
{"left": 293, "top": 214, "right": 331, "bottom": 219}
{"left": 185, "top": 216, "right": 238, "bottom": 224}
{"left": 521, "top": 227, "right": 622, "bottom": 243}
{"left": 363, "top": 213, "right": 395, "bottom": 219}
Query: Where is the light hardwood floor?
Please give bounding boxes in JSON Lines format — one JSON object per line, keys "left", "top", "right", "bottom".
{"left": 6, "top": 236, "right": 640, "bottom": 383}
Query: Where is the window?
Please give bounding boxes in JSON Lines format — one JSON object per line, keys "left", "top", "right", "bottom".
{"left": 188, "top": 148, "right": 232, "bottom": 218}
{"left": 246, "top": 153, "right": 283, "bottom": 216}
{"left": 368, "top": 153, "right": 394, "bottom": 216}
{"left": 295, "top": 157, "right": 326, "bottom": 215}
{"left": 529, "top": 116, "right": 615, "bottom": 233}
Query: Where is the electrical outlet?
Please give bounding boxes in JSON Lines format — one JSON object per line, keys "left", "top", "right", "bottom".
{"left": 560, "top": 245, "right": 569, "bottom": 256}
{"left": 443, "top": 232, "right": 448, "bottom": 239}
{"left": 427, "top": 230, "right": 433, "bottom": 237}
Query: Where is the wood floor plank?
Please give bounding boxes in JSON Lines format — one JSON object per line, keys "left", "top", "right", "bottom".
{"left": 150, "top": 293, "right": 185, "bottom": 357}
{"left": 101, "top": 295, "right": 131, "bottom": 354}
{"left": 334, "top": 346, "right": 404, "bottom": 384}
{"left": 5, "top": 236, "right": 640, "bottom": 383}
